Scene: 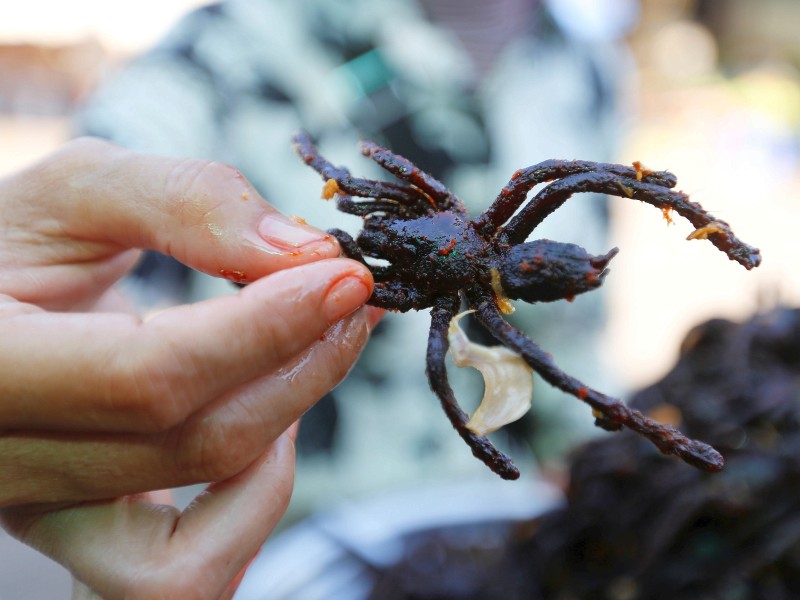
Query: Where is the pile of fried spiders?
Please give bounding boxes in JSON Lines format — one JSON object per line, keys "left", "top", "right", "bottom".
{"left": 292, "top": 132, "right": 761, "bottom": 480}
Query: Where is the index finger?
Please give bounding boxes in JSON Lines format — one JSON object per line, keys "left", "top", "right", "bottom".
{"left": 0, "top": 258, "right": 373, "bottom": 433}
{"left": 2, "top": 137, "right": 339, "bottom": 282}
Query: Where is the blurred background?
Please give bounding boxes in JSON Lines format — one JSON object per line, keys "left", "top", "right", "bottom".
{"left": 0, "top": 0, "right": 798, "bottom": 598}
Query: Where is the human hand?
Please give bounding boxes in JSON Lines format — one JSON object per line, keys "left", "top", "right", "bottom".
{"left": 7, "top": 427, "right": 298, "bottom": 600}
{"left": 0, "top": 138, "right": 378, "bottom": 597}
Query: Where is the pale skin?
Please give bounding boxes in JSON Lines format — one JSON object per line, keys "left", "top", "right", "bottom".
{"left": 0, "top": 137, "right": 381, "bottom": 599}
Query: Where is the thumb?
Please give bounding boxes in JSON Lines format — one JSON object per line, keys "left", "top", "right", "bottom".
{"left": 6, "top": 137, "right": 339, "bottom": 282}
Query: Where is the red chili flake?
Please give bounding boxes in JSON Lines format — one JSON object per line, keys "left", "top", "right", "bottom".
{"left": 219, "top": 268, "right": 248, "bottom": 283}
{"left": 438, "top": 238, "right": 457, "bottom": 256}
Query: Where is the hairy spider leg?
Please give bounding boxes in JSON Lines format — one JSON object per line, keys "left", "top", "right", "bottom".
{"left": 469, "top": 289, "right": 725, "bottom": 472}
{"left": 333, "top": 193, "right": 416, "bottom": 218}
{"left": 360, "top": 140, "right": 466, "bottom": 214}
{"left": 499, "top": 172, "right": 761, "bottom": 270}
{"left": 426, "top": 295, "right": 521, "bottom": 479}
{"left": 372, "top": 280, "right": 441, "bottom": 312}
{"left": 473, "top": 160, "right": 678, "bottom": 236}
{"left": 327, "top": 228, "right": 370, "bottom": 264}
{"left": 293, "top": 132, "right": 432, "bottom": 216}
{"left": 328, "top": 227, "right": 396, "bottom": 277}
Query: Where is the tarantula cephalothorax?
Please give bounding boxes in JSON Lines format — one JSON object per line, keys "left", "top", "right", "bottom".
{"left": 293, "top": 132, "right": 761, "bottom": 480}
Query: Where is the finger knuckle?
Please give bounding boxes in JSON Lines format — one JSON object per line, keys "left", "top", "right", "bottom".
{"left": 12, "top": 137, "right": 117, "bottom": 195}
{"left": 104, "top": 338, "right": 198, "bottom": 433}
{"left": 174, "top": 411, "right": 262, "bottom": 482}
{"left": 162, "top": 158, "right": 244, "bottom": 226}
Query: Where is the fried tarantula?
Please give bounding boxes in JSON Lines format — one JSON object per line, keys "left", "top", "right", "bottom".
{"left": 293, "top": 132, "right": 761, "bottom": 480}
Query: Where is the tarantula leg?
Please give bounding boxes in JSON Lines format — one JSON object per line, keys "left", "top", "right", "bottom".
{"left": 473, "top": 159, "right": 677, "bottom": 236}
{"left": 328, "top": 227, "right": 398, "bottom": 281}
{"left": 293, "top": 132, "right": 431, "bottom": 213}
{"left": 330, "top": 226, "right": 427, "bottom": 308}
{"left": 426, "top": 295, "right": 521, "bottom": 479}
{"left": 333, "top": 193, "right": 416, "bottom": 218}
{"left": 360, "top": 140, "right": 466, "bottom": 214}
{"left": 327, "top": 228, "right": 369, "bottom": 264}
{"left": 370, "top": 281, "right": 438, "bottom": 312}
{"left": 469, "top": 290, "right": 724, "bottom": 472}
{"left": 499, "top": 171, "right": 761, "bottom": 270}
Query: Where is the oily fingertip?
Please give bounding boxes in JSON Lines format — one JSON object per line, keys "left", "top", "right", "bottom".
{"left": 318, "top": 259, "right": 373, "bottom": 322}
{"left": 322, "top": 275, "right": 372, "bottom": 323}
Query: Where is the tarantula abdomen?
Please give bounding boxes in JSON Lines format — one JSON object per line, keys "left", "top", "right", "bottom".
{"left": 494, "top": 240, "right": 619, "bottom": 303}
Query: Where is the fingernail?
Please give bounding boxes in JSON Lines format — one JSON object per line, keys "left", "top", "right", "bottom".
{"left": 324, "top": 275, "right": 372, "bottom": 322}
{"left": 258, "top": 214, "right": 333, "bottom": 252}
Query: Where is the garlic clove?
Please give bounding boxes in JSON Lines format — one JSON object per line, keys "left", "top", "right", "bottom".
{"left": 448, "top": 311, "right": 534, "bottom": 436}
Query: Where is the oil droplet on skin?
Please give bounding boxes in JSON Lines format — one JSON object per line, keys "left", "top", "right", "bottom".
{"left": 278, "top": 349, "right": 313, "bottom": 384}
{"left": 207, "top": 222, "right": 225, "bottom": 239}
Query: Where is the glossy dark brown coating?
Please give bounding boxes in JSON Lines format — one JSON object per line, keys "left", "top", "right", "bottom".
{"left": 293, "top": 131, "right": 759, "bottom": 479}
